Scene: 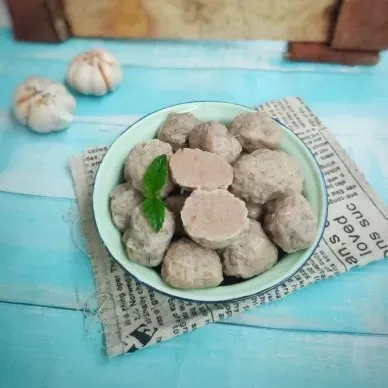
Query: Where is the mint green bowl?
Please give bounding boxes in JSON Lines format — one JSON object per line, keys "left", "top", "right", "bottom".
{"left": 93, "top": 102, "right": 327, "bottom": 303}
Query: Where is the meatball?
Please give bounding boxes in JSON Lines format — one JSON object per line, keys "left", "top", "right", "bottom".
{"left": 157, "top": 112, "right": 201, "bottom": 151}
{"left": 246, "top": 202, "right": 264, "bottom": 221}
{"left": 188, "top": 122, "right": 206, "bottom": 149}
{"left": 181, "top": 189, "right": 248, "bottom": 249}
{"left": 123, "top": 204, "right": 175, "bottom": 267}
{"left": 231, "top": 149, "right": 303, "bottom": 204}
{"left": 124, "top": 139, "right": 174, "bottom": 198}
{"left": 189, "top": 121, "right": 242, "bottom": 163}
{"left": 263, "top": 193, "right": 317, "bottom": 253}
{"left": 110, "top": 181, "right": 143, "bottom": 232}
{"left": 164, "top": 194, "right": 188, "bottom": 236}
{"left": 228, "top": 111, "right": 281, "bottom": 152}
{"left": 222, "top": 219, "right": 278, "bottom": 279}
{"left": 161, "top": 239, "right": 223, "bottom": 289}
{"left": 170, "top": 148, "right": 233, "bottom": 191}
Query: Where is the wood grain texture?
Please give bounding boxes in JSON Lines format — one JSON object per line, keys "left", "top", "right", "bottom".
{"left": 332, "top": 0, "right": 388, "bottom": 50}
{"left": 64, "top": 0, "right": 340, "bottom": 41}
{"left": 3, "top": 27, "right": 388, "bottom": 72}
{"left": 5, "top": 0, "right": 70, "bottom": 42}
{"left": 287, "top": 42, "right": 380, "bottom": 66}
{"left": 1, "top": 20, "right": 388, "bottom": 386}
{"left": 1, "top": 303, "right": 388, "bottom": 388}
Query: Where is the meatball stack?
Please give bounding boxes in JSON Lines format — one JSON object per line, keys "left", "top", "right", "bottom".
{"left": 109, "top": 110, "right": 318, "bottom": 290}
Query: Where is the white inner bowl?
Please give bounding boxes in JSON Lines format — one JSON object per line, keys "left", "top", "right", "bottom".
{"left": 93, "top": 101, "right": 328, "bottom": 302}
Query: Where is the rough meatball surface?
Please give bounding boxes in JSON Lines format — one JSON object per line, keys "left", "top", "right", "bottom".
{"left": 222, "top": 219, "right": 278, "bottom": 278}
{"left": 157, "top": 112, "right": 201, "bottom": 151}
{"left": 188, "top": 121, "right": 206, "bottom": 149}
{"left": 110, "top": 181, "right": 143, "bottom": 232}
{"left": 263, "top": 193, "right": 317, "bottom": 253}
{"left": 123, "top": 204, "right": 175, "bottom": 267}
{"left": 231, "top": 149, "right": 303, "bottom": 204}
{"left": 124, "top": 139, "right": 174, "bottom": 197}
{"left": 189, "top": 121, "right": 241, "bottom": 163}
{"left": 181, "top": 189, "right": 248, "bottom": 249}
{"left": 161, "top": 239, "right": 223, "bottom": 289}
{"left": 228, "top": 111, "right": 281, "bottom": 152}
{"left": 170, "top": 148, "right": 233, "bottom": 191}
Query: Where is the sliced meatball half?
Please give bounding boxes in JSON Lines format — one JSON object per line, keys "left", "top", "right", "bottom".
{"left": 170, "top": 148, "right": 233, "bottom": 191}
{"left": 181, "top": 189, "right": 248, "bottom": 249}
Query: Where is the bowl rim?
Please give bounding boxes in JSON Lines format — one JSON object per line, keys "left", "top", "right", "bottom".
{"left": 93, "top": 100, "right": 328, "bottom": 303}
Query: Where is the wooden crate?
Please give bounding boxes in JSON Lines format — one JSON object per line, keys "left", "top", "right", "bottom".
{"left": 6, "top": 0, "right": 340, "bottom": 42}
{"left": 64, "top": 0, "right": 339, "bottom": 41}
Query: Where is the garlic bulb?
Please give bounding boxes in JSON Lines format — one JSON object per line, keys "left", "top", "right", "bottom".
{"left": 13, "top": 76, "right": 76, "bottom": 133}
{"left": 66, "top": 49, "right": 123, "bottom": 96}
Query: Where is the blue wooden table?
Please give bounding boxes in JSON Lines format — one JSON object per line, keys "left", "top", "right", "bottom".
{"left": 1, "top": 7, "right": 388, "bottom": 387}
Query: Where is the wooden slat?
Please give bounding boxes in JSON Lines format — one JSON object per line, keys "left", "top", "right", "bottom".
{"left": 5, "top": 0, "right": 70, "bottom": 42}
{"left": 1, "top": 28, "right": 388, "bottom": 73}
{"left": 0, "top": 115, "right": 128, "bottom": 198}
{"left": 226, "top": 261, "right": 388, "bottom": 335}
{"left": 1, "top": 302, "right": 388, "bottom": 387}
{"left": 63, "top": 0, "right": 340, "bottom": 42}
{"left": 0, "top": 192, "right": 95, "bottom": 308}
{"left": 287, "top": 42, "right": 380, "bottom": 66}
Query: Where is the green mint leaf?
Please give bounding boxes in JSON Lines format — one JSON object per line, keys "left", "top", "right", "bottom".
{"left": 143, "top": 197, "right": 165, "bottom": 233}
{"left": 143, "top": 154, "right": 168, "bottom": 198}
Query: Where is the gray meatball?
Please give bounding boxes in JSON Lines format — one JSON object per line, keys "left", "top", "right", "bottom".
{"left": 110, "top": 181, "right": 143, "bottom": 232}
{"left": 228, "top": 111, "right": 281, "bottom": 152}
{"left": 222, "top": 219, "right": 278, "bottom": 279}
{"left": 188, "top": 122, "right": 206, "bottom": 149}
{"left": 124, "top": 139, "right": 174, "bottom": 198}
{"left": 123, "top": 204, "right": 175, "bottom": 267}
{"left": 231, "top": 149, "right": 303, "bottom": 204}
{"left": 181, "top": 189, "right": 248, "bottom": 249}
{"left": 263, "top": 193, "right": 317, "bottom": 253}
{"left": 189, "top": 121, "right": 242, "bottom": 164}
{"left": 164, "top": 194, "right": 188, "bottom": 236}
{"left": 161, "top": 239, "right": 223, "bottom": 289}
{"left": 170, "top": 148, "right": 233, "bottom": 191}
{"left": 157, "top": 112, "right": 201, "bottom": 151}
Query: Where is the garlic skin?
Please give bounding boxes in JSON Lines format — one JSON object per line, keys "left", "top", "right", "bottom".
{"left": 13, "top": 77, "right": 76, "bottom": 133}
{"left": 66, "top": 49, "right": 123, "bottom": 96}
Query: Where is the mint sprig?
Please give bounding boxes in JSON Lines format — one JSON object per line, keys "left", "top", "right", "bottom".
{"left": 142, "top": 154, "right": 168, "bottom": 232}
{"left": 143, "top": 197, "right": 165, "bottom": 233}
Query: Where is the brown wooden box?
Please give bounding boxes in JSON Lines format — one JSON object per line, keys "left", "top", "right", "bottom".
{"left": 7, "top": 0, "right": 340, "bottom": 42}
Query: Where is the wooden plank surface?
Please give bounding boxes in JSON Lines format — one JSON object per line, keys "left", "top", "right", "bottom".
{"left": 0, "top": 8, "right": 388, "bottom": 385}
{"left": 1, "top": 302, "right": 388, "bottom": 388}
{"left": 63, "top": 0, "right": 339, "bottom": 42}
